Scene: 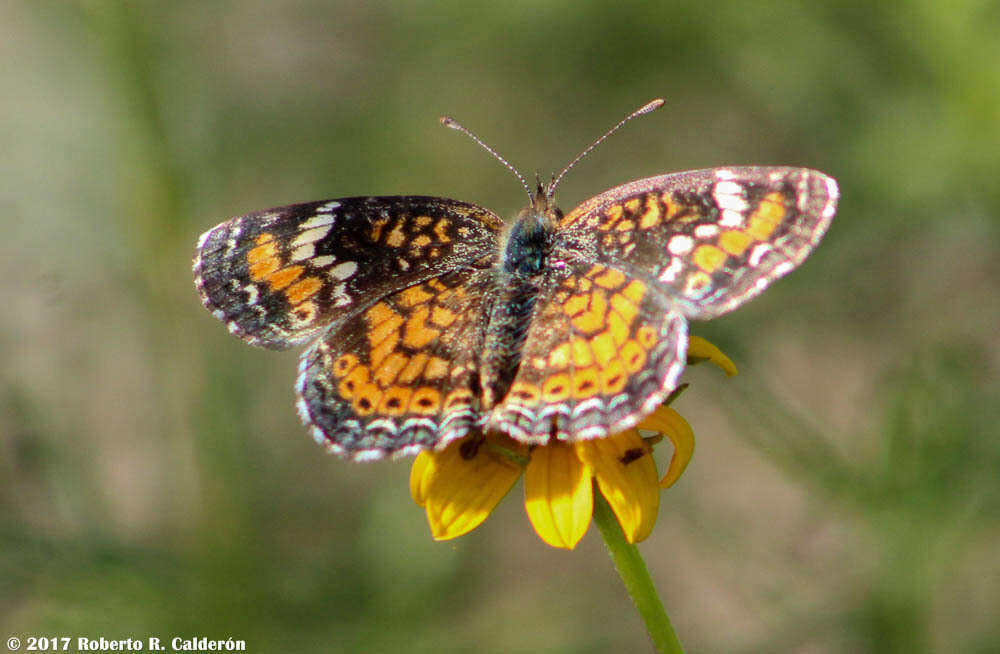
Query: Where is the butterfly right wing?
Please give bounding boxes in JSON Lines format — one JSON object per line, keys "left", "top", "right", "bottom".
{"left": 557, "top": 167, "right": 838, "bottom": 319}
{"left": 486, "top": 261, "right": 688, "bottom": 444}
{"left": 193, "top": 196, "right": 504, "bottom": 349}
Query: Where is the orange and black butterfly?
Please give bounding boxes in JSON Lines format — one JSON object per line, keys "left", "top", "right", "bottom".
{"left": 194, "top": 100, "right": 838, "bottom": 460}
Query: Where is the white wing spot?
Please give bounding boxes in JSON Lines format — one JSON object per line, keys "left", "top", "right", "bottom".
{"left": 658, "top": 257, "right": 683, "bottom": 283}
{"left": 823, "top": 175, "right": 839, "bottom": 218}
{"left": 575, "top": 425, "right": 608, "bottom": 440}
{"left": 291, "top": 243, "right": 315, "bottom": 262}
{"left": 332, "top": 283, "right": 352, "bottom": 307}
{"left": 714, "top": 180, "right": 743, "bottom": 195}
{"left": 224, "top": 222, "right": 242, "bottom": 256}
{"left": 694, "top": 224, "right": 719, "bottom": 239}
{"left": 667, "top": 234, "right": 694, "bottom": 255}
{"left": 717, "top": 193, "right": 749, "bottom": 212}
{"left": 292, "top": 224, "right": 332, "bottom": 248}
{"left": 719, "top": 209, "right": 745, "bottom": 227}
{"left": 748, "top": 243, "right": 772, "bottom": 267}
{"left": 329, "top": 261, "right": 358, "bottom": 280}
{"left": 773, "top": 260, "right": 794, "bottom": 277}
{"left": 796, "top": 172, "right": 812, "bottom": 211}
{"left": 396, "top": 444, "right": 425, "bottom": 459}
{"left": 572, "top": 397, "right": 606, "bottom": 417}
{"left": 315, "top": 201, "right": 342, "bottom": 214}
{"left": 714, "top": 181, "right": 749, "bottom": 211}
{"left": 367, "top": 418, "right": 399, "bottom": 434}
{"left": 301, "top": 214, "right": 336, "bottom": 232}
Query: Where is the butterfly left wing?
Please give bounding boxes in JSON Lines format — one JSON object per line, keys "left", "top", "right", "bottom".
{"left": 296, "top": 266, "right": 497, "bottom": 460}
{"left": 194, "top": 196, "right": 503, "bottom": 349}
{"left": 556, "top": 167, "right": 838, "bottom": 319}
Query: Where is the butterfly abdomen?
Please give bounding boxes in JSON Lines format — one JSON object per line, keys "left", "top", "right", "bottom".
{"left": 479, "top": 277, "right": 539, "bottom": 411}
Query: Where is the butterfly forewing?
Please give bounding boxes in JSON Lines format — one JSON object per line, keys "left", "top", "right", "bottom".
{"left": 194, "top": 196, "right": 503, "bottom": 349}
{"left": 557, "top": 167, "right": 838, "bottom": 319}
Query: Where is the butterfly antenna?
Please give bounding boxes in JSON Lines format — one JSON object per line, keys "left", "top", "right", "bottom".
{"left": 547, "top": 98, "right": 665, "bottom": 202}
{"left": 440, "top": 115, "right": 534, "bottom": 203}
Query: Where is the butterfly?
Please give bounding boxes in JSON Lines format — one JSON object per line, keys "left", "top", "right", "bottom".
{"left": 193, "top": 100, "right": 838, "bottom": 460}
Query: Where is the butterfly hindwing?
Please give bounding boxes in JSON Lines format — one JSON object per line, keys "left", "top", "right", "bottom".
{"left": 296, "top": 266, "right": 497, "bottom": 460}
{"left": 487, "top": 261, "right": 688, "bottom": 443}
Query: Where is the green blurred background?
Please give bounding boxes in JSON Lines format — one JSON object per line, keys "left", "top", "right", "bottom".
{"left": 3, "top": 1, "right": 998, "bottom": 652}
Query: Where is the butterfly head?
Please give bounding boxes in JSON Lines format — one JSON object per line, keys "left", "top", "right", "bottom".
{"left": 528, "top": 176, "right": 564, "bottom": 220}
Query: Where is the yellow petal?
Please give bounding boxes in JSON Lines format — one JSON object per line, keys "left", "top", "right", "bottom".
{"left": 409, "top": 451, "right": 433, "bottom": 507}
{"left": 524, "top": 442, "right": 593, "bottom": 549}
{"left": 575, "top": 431, "right": 660, "bottom": 543}
{"left": 639, "top": 406, "right": 695, "bottom": 488}
{"left": 421, "top": 438, "right": 523, "bottom": 540}
{"left": 687, "top": 335, "right": 738, "bottom": 376}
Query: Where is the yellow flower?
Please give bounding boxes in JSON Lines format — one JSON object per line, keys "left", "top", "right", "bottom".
{"left": 409, "top": 335, "right": 735, "bottom": 549}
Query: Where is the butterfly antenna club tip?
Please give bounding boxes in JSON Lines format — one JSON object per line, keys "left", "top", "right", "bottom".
{"left": 637, "top": 98, "right": 666, "bottom": 114}
{"left": 547, "top": 98, "right": 666, "bottom": 202}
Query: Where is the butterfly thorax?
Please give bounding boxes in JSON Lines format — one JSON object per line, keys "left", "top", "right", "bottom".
{"left": 501, "top": 187, "right": 563, "bottom": 278}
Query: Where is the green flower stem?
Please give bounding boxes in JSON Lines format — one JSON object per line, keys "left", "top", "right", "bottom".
{"left": 593, "top": 489, "right": 684, "bottom": 654}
